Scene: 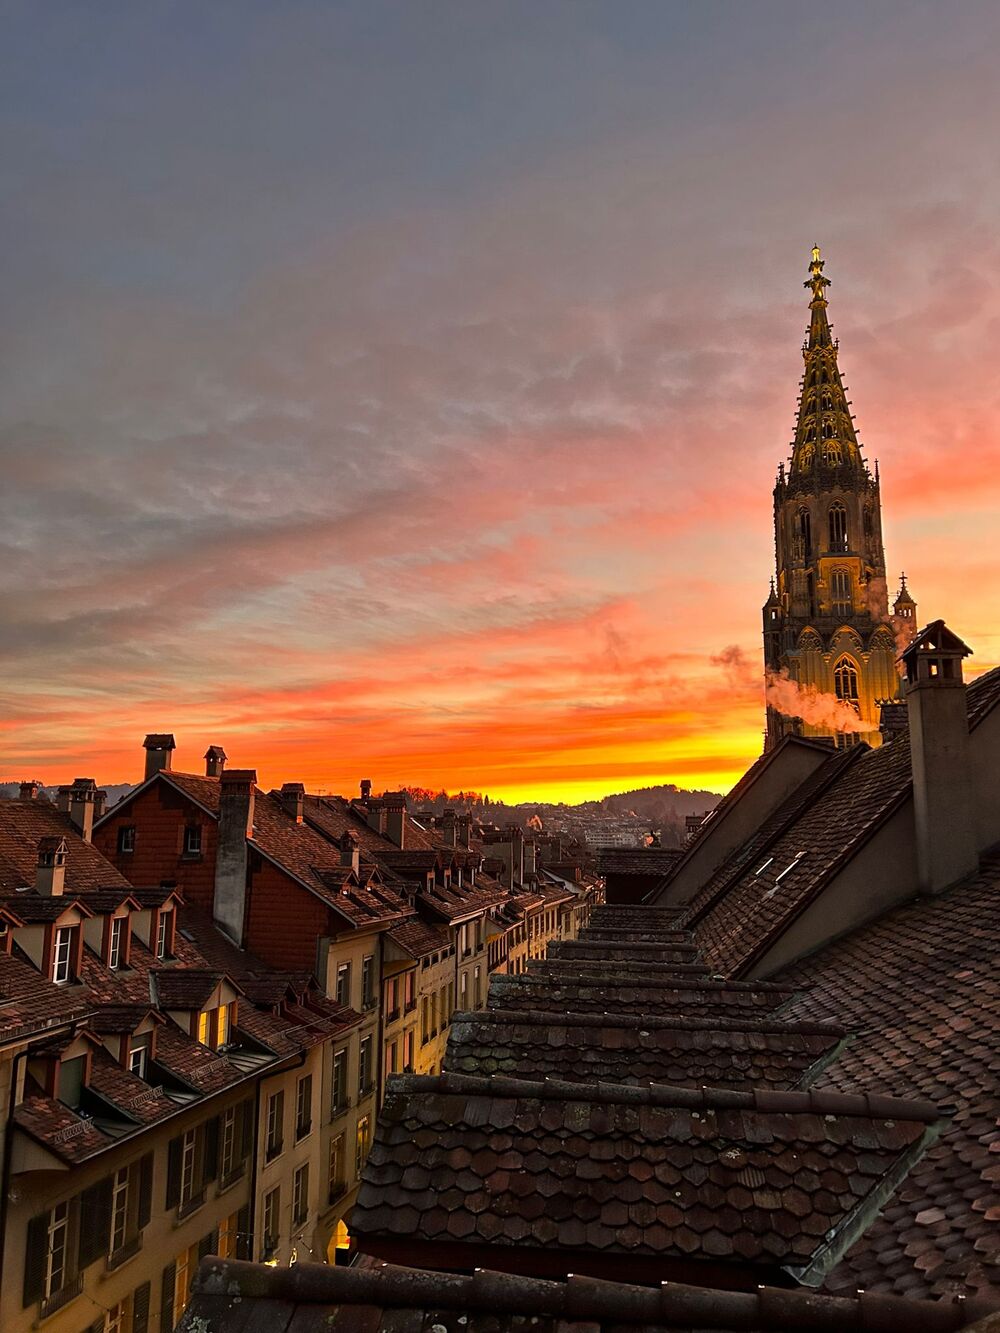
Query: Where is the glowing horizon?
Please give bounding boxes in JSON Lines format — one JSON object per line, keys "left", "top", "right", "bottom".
{"left": 3, "top": 5, "right": 1000, "bottom": 803}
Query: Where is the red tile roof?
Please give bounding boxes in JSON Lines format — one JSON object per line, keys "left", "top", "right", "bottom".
{"left": 352, "top": 1070, "right": 943, "bottom": 1282}
{"left": 0, "top": 799, "right": 133, "bottom": 894}
{"left": 387, "top": 918, "right": 453, "bottom": 958}
{"left": 777, "top": 851, "right": 1000, "bottom": 1302}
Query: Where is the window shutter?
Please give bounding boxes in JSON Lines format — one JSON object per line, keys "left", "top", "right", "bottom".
{"left": 235, "top": 1204, "right": 251, "bottom": 1261}
{"left": 78, "top": 1175, "right": 113, "bottom": 1269}
{"left": 198, "top": 1227, "right": 217, "bottom": 1261}
{"left": 239, "top": 1098, "right": 254, "bottom": 1160}
{"left": 132, "top": 1280, "right": 151, "bottom": 1333}
{"left": 88, "top": 1319, "right": 106, "bottom": 1333}
{"left": 159, "top": 1262, "right": 175, "bottom": 1333}
{"left": 203, "top": 1115, "right": 220, "bottom": 1184}
{"left": 22, "top": 1210, "right": 49, "bottom": 1307}
{"left": 137, "top": 1153, "right": 154, "bottom": 1230}
{"left": 165, "top": 1136, "right": 182, "bottom": 1209}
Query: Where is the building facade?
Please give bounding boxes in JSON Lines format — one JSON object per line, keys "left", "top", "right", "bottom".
{"left": 763, "top": 247, "right": 916, "bottom": 749}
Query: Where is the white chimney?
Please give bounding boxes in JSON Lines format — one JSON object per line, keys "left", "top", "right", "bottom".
{"left": 902, "top": 620, "right": 977, "bottom": 895}
{"left": 214, "top": 769, "right": 256, "bottom": 944}
{"left": 36, "top": 836, "right": 68, "bottom": 896}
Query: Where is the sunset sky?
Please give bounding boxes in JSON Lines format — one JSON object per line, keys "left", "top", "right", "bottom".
{"left": 3, "top": 2, "right": 1000, "bottom": 802}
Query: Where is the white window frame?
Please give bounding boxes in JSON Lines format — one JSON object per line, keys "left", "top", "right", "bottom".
{"left": 108, "top": 916, "right": 123, "bottom": 970}
{"left": 45, "top": 1200, "right": 70, "bottom": 1299}
{"left": 179, "top": 1128, "right": 197, "bottom": 1205}
{"left": 292, "top": 1162, "right": 309, "bottom": 1226}
{"left": 110, "top": 1167, "right": 129, "bottom": 1255}
{"left": 52, "top": 928, "right": 72, "bottom": 985}
{"left": 184, "top": 825, "right": 202, "bottom": 855}
{"left": 155, "top": 910, "right": 170, "bottom": 961}
{"left": 220, "top": 1106, "right": 236, "bottom": 1179}
{"left": 128, "top": 1044, "right": 147, "bottom": 1079}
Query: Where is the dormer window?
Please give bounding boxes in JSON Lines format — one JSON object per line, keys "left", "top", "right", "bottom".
{"left": 128, "top": 1043, "right": 147, "bottom": 1079}
{"left": 108, "top": 917, "right": 124, "bottom": 970}
{"left": 117, "top": 826, "right": 136, "bottom": 854}
{"left": 52, "top": 927, "right": 73, "bottom": 984}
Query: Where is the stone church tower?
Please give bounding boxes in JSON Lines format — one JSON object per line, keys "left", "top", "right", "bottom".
{"left": 763, "top": 248, "right": 915, "bottom": 749}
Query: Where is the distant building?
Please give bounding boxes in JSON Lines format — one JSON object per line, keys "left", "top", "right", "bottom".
{"left": 764, "top": 247, "right": 916, "bottom": 749}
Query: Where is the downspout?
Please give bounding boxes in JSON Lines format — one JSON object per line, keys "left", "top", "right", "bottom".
{"left": 0, "top": 1047, "right": 33, "bottom": 1294}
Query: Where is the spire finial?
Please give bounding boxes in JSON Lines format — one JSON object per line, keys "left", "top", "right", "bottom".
{"left": 806, "top": 244, "right": 830, "bottom": 305}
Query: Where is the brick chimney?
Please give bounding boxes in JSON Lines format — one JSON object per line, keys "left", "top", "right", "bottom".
{"left": 457, "top": 813, "right": 472, "bottom": 850}
{"left": 280, "top": 782, "right": 305, "bottom": 823}
{"left": 214, "top": 769, "right": 257, "bottom": 945}
{"left": 36, "top": 836, "right": 68, "bottom": 897}
{"left": 57, "top": 778, "right": 98, "bottom": 843}
{"left": 19, "top": 780, "right": 40, "bottom": 802}
{"left": 204, "top": 745, "right": 227, "bottom": 778}
{"left": 339, "top": 830, "right": 360, "bottom": 875}
{"left": 902, "top": 621, "right": 977, "bottom": 895}
{"left": 143, "top": 734, "right": 175, "bottom": 781}
{"left": 440, "top": 808, "right": 457, "bottom": 848}
{"left": 383, "top": 792, "right": 406, "bottom": 848}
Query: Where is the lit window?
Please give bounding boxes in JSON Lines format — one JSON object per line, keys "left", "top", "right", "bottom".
{"left": 834, "top": 656, "right": 860, "bottom": 705}
{"left": 174, "top": 1242, "right": 198, "bottom": 1319}
{"left": 355, "top": 1115, "right": 371, "bottom": 1173}
{"left": 108, "top": 916, "right": 124, "bottom": 970}
{"left": 197, "top": 1011, "right": 210, "bottom": 1047}
{"left": 52, "top": 928, "right": 72, "bottom": 985}
{"left": 215, "top": 1005, "right": 229, "bottom": 1049}
{"left": 218, "top": 1210, "right": 238, "bottom": 1260}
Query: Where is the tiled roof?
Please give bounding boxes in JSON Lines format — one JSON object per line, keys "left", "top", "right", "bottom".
{"left": 387, "top": 917, "right": 453, "bottom": 958}
{"left": 352, "top": 1070, "right": 943, "bottom": 1282}
{"left": 417, "top": 876, "right": 510, "bottom": 922}
{"left": 0, "top": 950, "right": 93, "bottom": 1043}
{"left": 596, "top": 848, "right": 684, "bottom": 876}
{"left": 152, "top": 1022, "right": 244, "bottom": 1095}
{"left": 87, "top": 1047, "right": 178, "bottom": 1125}
{"left": 688, "top": 666, "right": 1000, "bottom": 979}
{"left": 445, "top": 1008, "right": 846, "bottom": 1090}
{"left": 5, "top": 894, "right": 91, "bottom": 923}
{"left": 152, "top": 968, "right": 229, "bottom": 1011}
{"left": 547, "top": 937, "right": 703, "bottom": 964}
{"left": 777, "top": 852, "right": 1000, "bottom": 1302}
{"left": 14, "top": 1093, "right": 111, "bottom": 1164}
{"left": 180, "top": 1258, "right": 999, "bottom": 1332}
{"left": 678, "top": 747, "right": 859, "bottom": 928}
{"left": 0, "top": 799, "right": 133, "bottom": 893}
{"left": 486, "top": 971, "right": 797, "bottom": 1021}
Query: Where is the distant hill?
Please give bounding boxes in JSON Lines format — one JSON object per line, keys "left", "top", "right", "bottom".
{"left": 0, "top": 782, "right": 134, "bottom": 807}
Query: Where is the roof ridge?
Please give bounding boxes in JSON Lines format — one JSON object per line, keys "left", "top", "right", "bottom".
{"left": 450, "top": 1008, "right": 847, "bottom": 1037}
{"left": 189, "top": 1257, "right": 1000, "bottom": 1327}
{"left": 391, "top": 1071, "right": 942, "bottom": 1122}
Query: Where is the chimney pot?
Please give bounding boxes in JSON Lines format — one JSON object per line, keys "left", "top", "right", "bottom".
{"left": 339, "top": 829, "right": 360, "bottom": 874}
{"left": 204, "top": 745, "right": 228, "bottom": 778}
{"left": 280, "top": 782, "right": 305, "bottom": 823}
{"left": 36, "top": 836, "right": 68, "bottom": 896}
{"left": 59, "top": 777, "right": 98, "bottom": 843}
{"left": 143, "top": 733, "right": 176, "bottom": 782}
{"left": 360, "top": 779, "right": 372, "bottom": 803}
{"left": 19, "top": 780, "right": 40, "bottom": 802}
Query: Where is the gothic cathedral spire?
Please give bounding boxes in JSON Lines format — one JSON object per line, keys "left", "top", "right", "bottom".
{"left": 763, "top": 248, "right": 915, "bottom": 750}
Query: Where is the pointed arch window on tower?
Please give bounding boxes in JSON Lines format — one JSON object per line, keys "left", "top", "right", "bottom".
{"left": 824, "top": 442, "right": 842, "bottom": 466}
{"left": 834, "top": 656, "right": 860, "bottom": 708}
{"left": 829, "top": 503, "right": 848, "bottom": 551}
{"left": 799, "top": 443, "right": 815, "bottom": 470}
{"left": 831, "top": 569, "right": 852, "bottom": 618}
{"left": 797, "top": 507, "right": 811, "bottom": 559}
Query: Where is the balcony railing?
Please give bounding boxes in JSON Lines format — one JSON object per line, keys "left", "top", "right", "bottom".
{"left": 107, "top": 1234, "right": 142, "bottom": 1272}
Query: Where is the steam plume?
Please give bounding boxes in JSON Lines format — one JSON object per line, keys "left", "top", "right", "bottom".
{"left": 711, "top": 643, "right": 877, "bottom": 734}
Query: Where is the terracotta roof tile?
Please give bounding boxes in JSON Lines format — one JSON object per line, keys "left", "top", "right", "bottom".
{"left": 0, "top": 799, "right": 133, "bottom": 894}
{"left": 351, "top": 1072, "right": 944, "bottom": 1281}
